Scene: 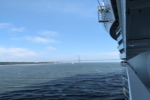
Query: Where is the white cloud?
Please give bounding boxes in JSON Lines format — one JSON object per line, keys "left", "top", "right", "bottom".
{"left": 10, "top": 27, "right": 26, "bottom": 32}
{"left": 25, "top": 36, "right": 58, "bottom": 43}
{"left": 0, "top": 47, "right": 38, "bottom": 57}
{"left": 0, "top": 22, "right": 26, "bottom": 32}
{"left": 46, "top": 46, "right": 56, "bottom": 50}
{"left": 0, "top": 23, "right": 13, "bottom": 28}
{"left": 39, "top": 30, "right": 57, "bottom": 36}
{"left": 11, "top": 36, "right": 59, "bottom": 44}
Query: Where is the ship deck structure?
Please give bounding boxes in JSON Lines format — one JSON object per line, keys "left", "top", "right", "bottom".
{"left": 98, "top": 0, "right": 150, "bottom": 99}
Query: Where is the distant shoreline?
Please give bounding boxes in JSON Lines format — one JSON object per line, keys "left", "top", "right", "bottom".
{"left": 0, "top": 62, "right": 56, "bottom": 65}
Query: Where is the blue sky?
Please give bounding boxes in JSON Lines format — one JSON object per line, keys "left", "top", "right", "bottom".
{"left": 0, "top": 0, "right": 119, "bottom": 62}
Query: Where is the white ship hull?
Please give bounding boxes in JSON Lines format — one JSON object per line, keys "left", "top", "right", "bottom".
{"left": 98, "top": 0, "right": 150, "bottom": 99}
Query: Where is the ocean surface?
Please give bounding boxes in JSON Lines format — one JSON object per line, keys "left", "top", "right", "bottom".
{"left": 0, "top": 62, "right": 125, "bottom": 100}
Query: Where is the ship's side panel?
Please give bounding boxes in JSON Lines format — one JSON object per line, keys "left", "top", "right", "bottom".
{"left": 124, "top": 0, "right": 150, "bottom": 90}
{"left": 116, "top": 0, "right": 150, "bottom": 59}
{"left": 116, "top": 0, "right": 126, "bottom": 59}
{"left": 114, "top": 0, "right": 150, "bottom": 100}
{"left": 128, "top": 51, "right": 150, "bottom": 88}
{"left": 98, "top": 1, "right": 150, "bottom": 99}
{"left": 126, "top": 0, "right": 150, "bottom": 59}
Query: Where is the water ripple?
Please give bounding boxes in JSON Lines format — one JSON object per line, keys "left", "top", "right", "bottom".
{"left": 0, "top": 72, "right": 125, "bottom": 100}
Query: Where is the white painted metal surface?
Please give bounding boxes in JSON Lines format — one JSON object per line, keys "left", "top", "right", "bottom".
{"left": 126, "top": 65, "right": 150, "bottom": 100}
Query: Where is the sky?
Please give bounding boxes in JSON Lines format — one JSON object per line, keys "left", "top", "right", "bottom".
{"left": 0, "top": 0, "right": 119, "bottom": 62}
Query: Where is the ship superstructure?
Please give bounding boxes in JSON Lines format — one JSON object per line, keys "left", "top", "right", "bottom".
{"left": 98, "top": 0, "right": 150, "bottom": 100}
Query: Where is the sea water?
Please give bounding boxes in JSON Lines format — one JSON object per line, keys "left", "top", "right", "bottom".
{"left": 0, "top": 62, "right": 125, "bottom": 100}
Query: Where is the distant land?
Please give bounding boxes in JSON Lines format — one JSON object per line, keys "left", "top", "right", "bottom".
{"left": 0, "top": 62, "right": 56, "bottom": 65}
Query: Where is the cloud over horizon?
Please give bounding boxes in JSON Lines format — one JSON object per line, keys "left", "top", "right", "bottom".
{"left": 46, "top": 46, "right": 57, "bottom": 51}
{"left": 0, "top": 23, "right": 13, "bottom": 28}
{"left": 0, "top": 47, "right": 38, "bottom": 57}
{"left": 0, "top": 22, "right": 26, "bottom": 32}
{"left": 39, "top": 30, "right": 58, "bottom": 36}
{"left": 10, "top": 27, "right": 26, "bottom": 32}
{"left": 24, "top": 36, "right": 58, "bottom": 43}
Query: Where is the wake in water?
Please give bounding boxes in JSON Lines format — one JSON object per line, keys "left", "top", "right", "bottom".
{"left": 0, "top": 72, "right": 125, "bottom": 100}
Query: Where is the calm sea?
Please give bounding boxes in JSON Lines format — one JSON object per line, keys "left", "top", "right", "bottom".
{"left": 0, "top": 62, "right": 125, "bottom": 100}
